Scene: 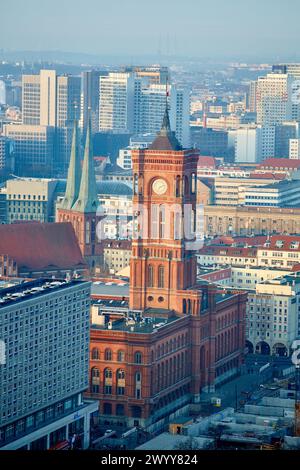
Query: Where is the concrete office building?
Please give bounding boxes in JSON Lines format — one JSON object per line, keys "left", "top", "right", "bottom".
{"left": 243, "top": 179, "right": 300, "bottom": 208}
{"left": 213, "top": 175, "right": 282, "bottom": 206}
{"left": 124, "top": 65, "right": 169, "bottom": 85}
{"left": 81, "top": 70, "right": 108, "bottom": 134}
{"left": 99, "top": 72, "right": 137, "bottom": 133}
{"left": 246, "top": 274, "right": 300, "bottom": 357}
{"left": 0, "top": 136, "right": 14, "bottom": 174}
{"left": 275, "top": 121, "right": 299, "bottom": 158}
{"left": 290, "top": 139, "right": 300, "bottom": 159}
{"left": 22, "top": 70, "right": 81, "bottom": 128}
{"left": 203, "top": 205, "right": 300, "bottom": 237}
{"left": 190, "top": 128, "right": 228, "bottom": 158}
{"left": 21, "top": 70, "right": 81, "bottom": 174}
{"left": 4, "top": 178, "right": 58, "bottom": 223}
{"left": 256, "top": 73, "right": 293, "bottom": 126}
{"left": 3, "top": 124, "right": 55, "bottom": 176}
{"left": 272, "top": 64, "right": 300, "bottom": 121}
{"left": 248, "top": 81, "right": 258, "bottom": 113}
{"left": 137, "top": 84, "right": 190, "bottom": 148}
{"left": 0, "top": 278, "right": 98, "bottom": 450}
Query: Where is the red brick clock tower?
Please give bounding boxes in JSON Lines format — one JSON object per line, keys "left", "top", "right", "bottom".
{"left": 129, "top": 109, "right": 202, "bottom": 315}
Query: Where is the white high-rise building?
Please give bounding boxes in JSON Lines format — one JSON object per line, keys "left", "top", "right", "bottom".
{"left": 235, "top": 125, "right": 275, "bottom": 163}
{"left": 20, "top": 70, "right": 81, "bottom": 174}
{"left": 256, "top": 73, "right": 293, "bottom": 126}
{"left": 99, "top": 72, "right": 137, "bottom": 133}
{"left": 0, "top": 80, "right": 6, "bottom": 105}
{"left": 138, "top": 84, "right": 190, "bottom": 148}
{"left": 290, "top": 139, "right": 300, "bottom": 159}
{"left": 22, "top": 70, "right": 81, "bottom": 127}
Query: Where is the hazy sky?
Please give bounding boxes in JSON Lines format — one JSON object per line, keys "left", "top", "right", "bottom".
{"left": 1, "top": 0, "right": 300, "bottom": 59}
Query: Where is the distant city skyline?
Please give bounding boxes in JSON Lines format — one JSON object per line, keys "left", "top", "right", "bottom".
{"left": 1, "top": 0, "right": 300, "bottom": 62}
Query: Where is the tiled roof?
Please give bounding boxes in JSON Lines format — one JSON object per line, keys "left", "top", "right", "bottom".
{"left": 258, "top": 158, "right": 300, "bottom": 170}
{"left": 261, "top": 235, "right": 300, "bottom": 251}
{"left": 197, "top": 156, "right": 216, "bottom": 168}
{"left": 249, "top": 172, "right": 286, "bottom": 180}
{"left": 0, "top": 222, "right": 86, "bottom": 272}
{"left": 199, "top": 245, "right": 258, "bottom": 257}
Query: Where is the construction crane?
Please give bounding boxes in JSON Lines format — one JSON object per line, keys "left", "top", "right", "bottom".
{"left": 295, "top": 365, "right": 300, "bottom": 437}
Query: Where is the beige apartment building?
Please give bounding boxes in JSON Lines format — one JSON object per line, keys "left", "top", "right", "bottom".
{"left": 204, "top": 205, "right": 300, "bottom": 237}
{"left": 3, "top": 178, "right": 58, "bottom": 223}
{"left": 213, "top": 176, "right": 281, "bottom": 206}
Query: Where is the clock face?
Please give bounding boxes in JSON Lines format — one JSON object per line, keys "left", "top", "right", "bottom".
{"left": 152, "top": 178, "right": 167, "bottom": 195}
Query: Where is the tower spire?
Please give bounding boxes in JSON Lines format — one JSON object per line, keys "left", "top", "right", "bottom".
{"left": 72, "top": 114, "right": 98, "bottom": 213}
{"left": 149, "top": 84, "right": 182, "bottom": 151}
{"left": 60, "top": 118, "right": 81, "bottom": 210}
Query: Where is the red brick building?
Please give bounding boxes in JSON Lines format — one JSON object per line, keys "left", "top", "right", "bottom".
{"left": 87, "top": 110, "right": 247, "bottom": 431}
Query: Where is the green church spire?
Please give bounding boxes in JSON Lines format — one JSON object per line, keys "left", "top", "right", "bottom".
{"left": 60, "top": 119, "right": 81, "bottom": 210}
{"left": 72, "top": 118, "right": 98, "bottom": 213}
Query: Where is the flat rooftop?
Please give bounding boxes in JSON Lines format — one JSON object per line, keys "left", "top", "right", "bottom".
{"left": 92, "top": 298, "right": 129, "bottom": 309}
{"left": 0, "top": 278, "right": 88, "bottom": 309}
{"left": 91, "top": 281, "right": 129, "bottom": 297}
{"left": 92, "top": 313, "right": 180, "bottom": 334}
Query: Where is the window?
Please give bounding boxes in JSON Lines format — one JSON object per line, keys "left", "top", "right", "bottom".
{"left": 105, "top": 349, "right": 112, "bottom": 361}
{"left": 117, "top": 350, "right": 125, "bottom": 362}
{"left": 103, "top": 403, "right": 112, "bottom": 415}
{"left": 104, "top": 368, "right": 112, "bottom": 379}
{"left": 148, "top": 265, "right": 154, "bottom": 288}
{"left": 175, "top": 176, "right": 181, "bottom": 197}
{"left": 116, "top": 404, "right": 124, "bottom": 416}
{"left": 92, "top": 348, "right": 99, "bottom": 360}
{"left": 135, "top": 351, "right": 142, "bottom": 364}
{"left": 159, "top": 205, "right": 165, "bottom": 238}
{"left": 158, "top": 265, "right": 164, "bottom": 288}
{"left": 134, "top": 174, "right": 138, "bottom": 195}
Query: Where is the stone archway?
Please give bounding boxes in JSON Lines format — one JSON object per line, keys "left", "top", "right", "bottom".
{"left": 245, "top": 340, "right": 254, "bottom": 354}
{"left": 255, "top": 341, "right": 270, "bottom": 355}
{"left": 272, "top": 343, "right": 288, "bottom": 357}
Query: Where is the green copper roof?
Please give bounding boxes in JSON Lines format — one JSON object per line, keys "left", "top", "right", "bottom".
{"left": 72, "top": 119, "right": 98, "bottom": 213}
{"left": 60, "top": 121, "right": 81, "bottom": 210}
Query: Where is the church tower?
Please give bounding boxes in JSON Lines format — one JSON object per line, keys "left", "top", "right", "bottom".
{"left": 57, "top": 118, "right": 102, "bottom": 273}
{"left": 129, "top": 107, "right": 202, "bottom": 315}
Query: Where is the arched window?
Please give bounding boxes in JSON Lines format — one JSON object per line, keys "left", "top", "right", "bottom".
{"left": 151, "top": 204, "right": 159, "bottom": 238}
{"left": 158, "top": 265, "right": 165, "bottom": 288}
{"left": 91, "top": 367, "right": 100, "bottom": 393}
{"left": 135, "top": 371, "right": 142, "bottom": 399}
{"left": 174, "top": 210, "right": 182, "bottom": 240}
{"left": 91, "top": 367, "right": 100, "bottom": 378}
{"left": 104, "top": 368, "right": 112, "bottom": 379}
{"left": 191, "top": 173, "right": 197, "bottom": 194}
{"left": 116, "top": 369, "right": 125, "bottom": 395}
{"left": 91, "top": 348, "right": 99, "bottom": 360}
{"left": 85, "top": 221, "right": 91, "bottom": 244}
{"left": 104, "top": 368, "right": 112, "bottom": 395}
{"left": 159, "top": 205, "right": 165, "bottom": 239}
{"left": 134, "top": 174, "right": 138, "bottom": 195}
{"left": 117, "top": 369, "right": 125, "bottom": 380}
{"left": 148, "top": 265, "right": 154, "bottom": 288}
{"left": 175, "top": 176, "right": 181, "bottom": 197}
{"left": 117, "top": 350, "right": 125, "bottom": 362}
{"left": 105, "top": 349, "right": 112, "bottom": 361}
{"left": 134, "top": 351, "right": 142, "bottom": 364}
